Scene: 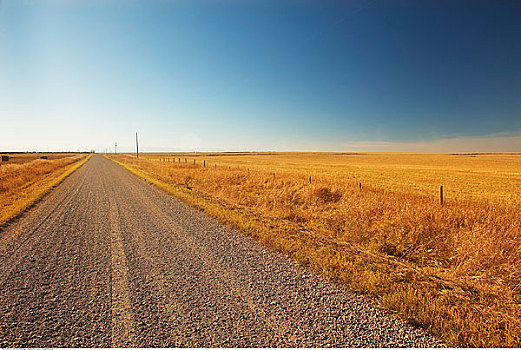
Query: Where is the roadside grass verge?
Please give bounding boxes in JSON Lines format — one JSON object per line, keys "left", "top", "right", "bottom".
{"left": 108, "top": 154, "right": 521, "bottom": 347}
{"left": 0, "top": 155, "right": 91, "bottom": 228}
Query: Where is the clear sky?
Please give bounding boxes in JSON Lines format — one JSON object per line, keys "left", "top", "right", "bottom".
{"left": 1, "top": 0, "right": 521, "bottom": 152}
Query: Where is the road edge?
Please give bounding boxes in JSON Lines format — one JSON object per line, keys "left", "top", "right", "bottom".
{"left": 105, "top": 156, "right": 452, "bottom": 346}
{"left": 0, "top": 154, "right": 92, "bottom": 230}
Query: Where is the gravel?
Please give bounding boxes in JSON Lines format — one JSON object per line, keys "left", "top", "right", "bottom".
{"left": 0, "top": 155, "right": 442, "bottom": 347}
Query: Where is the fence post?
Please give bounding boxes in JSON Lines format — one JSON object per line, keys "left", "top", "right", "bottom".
{"left": 440, "top": 185, "right": 444, "bottom": 206}
{"left": 203, "top": 160, "right": 206, "bottom": 167}
{"left": 309, "top": 176, "right": 311, "bottom": 184}
{"left": 359, "top": 182, "right": 362, "bottom": 192}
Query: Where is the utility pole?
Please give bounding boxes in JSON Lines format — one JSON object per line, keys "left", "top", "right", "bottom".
{"left": 136, "top": 132, "right": 139, "bottom": 159}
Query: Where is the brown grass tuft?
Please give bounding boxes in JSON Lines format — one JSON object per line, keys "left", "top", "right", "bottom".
{"left": 314, "top": 187, "right": 342, "bottom": 203}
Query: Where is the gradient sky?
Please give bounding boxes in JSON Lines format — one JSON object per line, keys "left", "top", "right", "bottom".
{"left": 1, "top": 0, "right": 521, "bottom": 152}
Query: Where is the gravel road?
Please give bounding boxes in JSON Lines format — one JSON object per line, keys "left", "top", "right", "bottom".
{"left": 0, "top": 155, "right": 441, "bottom": 347}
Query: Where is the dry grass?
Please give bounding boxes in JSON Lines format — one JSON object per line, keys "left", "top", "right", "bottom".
{"left": 109, "top": 152, "right": 521, "bottom": 347}
{"left": 0, "top": 154, "right": 90, "bottom": 227}
{"left": 0, "top": 152, "right": 80, "bottom": 165}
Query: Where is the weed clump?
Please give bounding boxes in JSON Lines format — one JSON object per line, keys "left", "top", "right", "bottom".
{"left": 184, "top": 175, "right": 193, "bottom": 188}
{"left": 314, "top": 187, "right": 342, "bottom": 203}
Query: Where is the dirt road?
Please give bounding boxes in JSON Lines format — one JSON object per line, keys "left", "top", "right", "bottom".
{"left": 0, "top": 155, "right": 440, "bottom": 347}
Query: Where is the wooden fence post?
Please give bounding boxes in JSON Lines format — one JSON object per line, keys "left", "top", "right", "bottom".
{"left": 309, "top": 176, "right": 311, "bottom": 184}
{"left": 440, "top": 185, "right": 444, "bottom": 206}
{"left": 359, "top": 182, "right": 362, "bottom": 192}
{"left": 203, "top": 160, "right": 206, "bottom": 167}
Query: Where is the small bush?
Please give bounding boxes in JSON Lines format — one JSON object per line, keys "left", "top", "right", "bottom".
{"left": 184, "top": 175, "right": 193, "bottom": 188}
{"left": 315, "top": 187, "right": 342, "bottom": 203}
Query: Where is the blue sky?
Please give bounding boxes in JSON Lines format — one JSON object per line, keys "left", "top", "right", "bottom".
{"left": 1, "top": 0, "right": 521, "bottom": 152}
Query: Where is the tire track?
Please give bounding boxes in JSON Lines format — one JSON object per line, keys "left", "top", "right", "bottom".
{"left": 118, "top": 184, "right": 294, "bottom": 345}
{"left": 107, "top": 189, "right": 136, "bottom": 347}
{"left": 0, "top": 168, "right": 89, "bottom": 288}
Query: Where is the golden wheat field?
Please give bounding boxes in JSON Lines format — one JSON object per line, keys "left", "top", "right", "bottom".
{"left": 0, "top": 152, "right": 80, "bottom": 165}
{"left": 109, "top": 152, "right": 521, "bottom": 347}
{"left": 0, "top": 154, "right": 90, "bottom": 227}
{"left": 141, "top": 152, "right": 521, "bottom": 203}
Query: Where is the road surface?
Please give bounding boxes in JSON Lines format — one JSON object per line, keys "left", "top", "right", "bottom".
{"left": 0, "top": 155, "right": 440, "bottom": 347}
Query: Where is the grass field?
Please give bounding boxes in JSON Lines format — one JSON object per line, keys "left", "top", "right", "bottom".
{"left": 139, "top": 152, "right": 521, "bottom": 203}
{"left": 109, "top": 152, "right": 521, "bottom": 347}
{"left": 0, "top": 153, "right": 91, "bottom": 227}
{"left": 0, "top": 152, "right": 81, "bottom": 165}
